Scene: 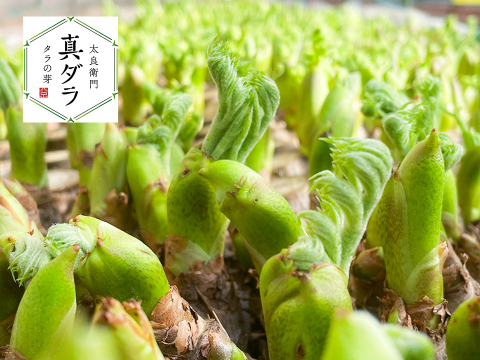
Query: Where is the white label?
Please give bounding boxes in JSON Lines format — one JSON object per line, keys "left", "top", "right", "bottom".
{"left": 23, "top": 17, "right": 118, "bottom": 123}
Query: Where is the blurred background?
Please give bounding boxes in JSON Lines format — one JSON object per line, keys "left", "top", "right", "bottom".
{"left": 1, "top": 1, "right": 479, "bottom": 47}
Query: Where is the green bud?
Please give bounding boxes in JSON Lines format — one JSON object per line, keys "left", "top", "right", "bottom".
{"left": 446, "top": 297, "right": 480, "bottom": 360}
{"left": 48, "top": 322, "right": 121, "bottom": 360}
{"left": 71, "top": 216, "right": 169, "bottom": 316}
{"left": 261, "top": 254, "right": 352, "bottom": 359}
{"left": 92, "top": 298, "right": 164, "bottom": 360}
{"left": 10, "top": 245, "right": 79, "bottom": 359}
{"left": 378, "top": 130, "right": 446, "bottom": 305}
{"left": 321, "top": 311, "right": 403, "bottom": 360}
{"left": 208, "top": 333, "right": 247, "bottom": 360}
{"left": 383, "top": 324, "right": 435, "bottom": 360}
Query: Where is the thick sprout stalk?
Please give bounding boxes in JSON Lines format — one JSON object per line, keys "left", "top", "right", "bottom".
{"left": 9, "top": 245, "right": 79, "bottom": 360}
{"left": 199, "top": 160, "right": 299, "bottom": 271}
{"left": 92, "top": 298, "right": 165, "bottom": 360}
{"left": 446, "top": 297, "right": 480, "bottom": 360}
{"left": 166, "top": 39, "right": 279, "bottom": 275}
{"left": 6, "top": 106, "right": 48, "bottom": 189}
{"left": 259, "top": 138, "right": 392, "bottom": 359}
{"left": 67, "top": 123, "right": 106, "bottom": 217}
{"left": 374, "top": 131, "right": 447, "bottom": 312}
{"left": 0, "top": 58, "right": 48, "bottom": 190}
{"left": 87, "top": 123, "right": 132, "bottom": 231}
{"left": 127, "top": 93, "right": 192, "bottom": 249}
{"left": 66, "top": 123, "right": 106, "bottom": 186}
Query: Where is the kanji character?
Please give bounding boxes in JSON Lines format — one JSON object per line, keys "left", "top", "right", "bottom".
{"left": 43, "top": 74, "right": 52, "bottom": 84}
{"left": 59, "top": 34, "right": 83, "bottom": 60}
{"left": 89, "top": 68, "right": 98, "bottom": 77}
{"left": 61, "top": 64, "right": 83, "bottom": 84}
{"left": 90, "top": 80, "right": 98, "bottom": 89}
{"left": 90, "top": 56, "right": 98, "bottom": 65}
{"left": 90, "top": 44, "right": 99, "bottom": 53}
{"left": 62, "top": 87, "right": 78, "bottom": 105}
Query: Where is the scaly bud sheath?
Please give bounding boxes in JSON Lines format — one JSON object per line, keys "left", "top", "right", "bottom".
{"left": 377, "top": 130, "right": 446, "bottom": 305}
{"left": 208, "top": 333, "right": 247, "bottom": 360}
{"left": 321, "top": 311, "right": 434, "bottom": 360}
{"left": 167, "top": 39, "right": 279, "bottom": 274}
{"left": 6, "top": 106, "right": 48, "bottom": 188}
{"left": 128, "top": 144, "right": 169, "bottom": 247}
{"left": 457, "top": 146, "right": 480, "bottom": 225}
{"left": 88, "top": 123, "right": 131, "bottom": 230}
{"left": 446, "top": 297, "right": 480, "bottom": 360}
{"left": 58, "top": 216, "right": 169, "bottom": 316}
{"left": 442, "top": 169, "right": 460, "bottom": 241}
{"left": 66, "top": 123, "right": 106, "bottom": 186}
{"left": 260, "top": 254, "right": 352, "bottom": 359}
{"left": 93, "top": 298, "right": 164, "bottom": 360}
{"left": 128, "top": 94, "right": 191, "bottom": 248}
{"left": 199, "top": 160, "right": 299, "bottom": 271}
{"left": 9, "top": 245, "right": 79, "bottom": 360}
